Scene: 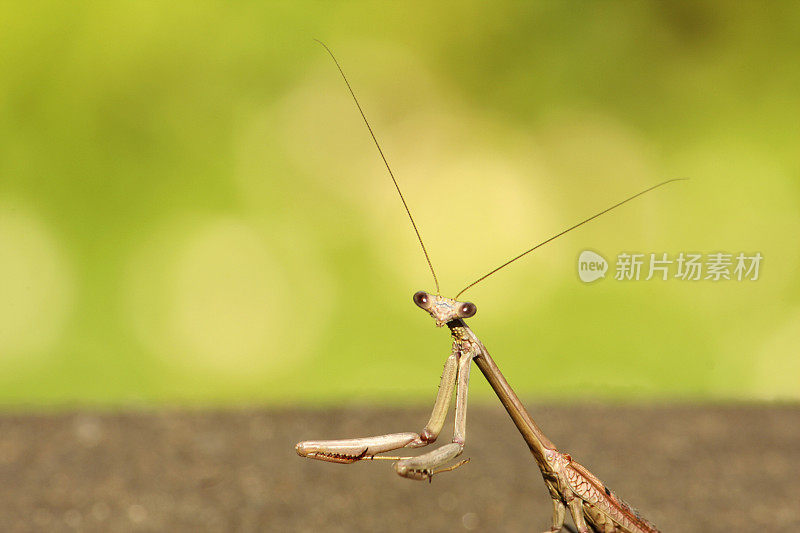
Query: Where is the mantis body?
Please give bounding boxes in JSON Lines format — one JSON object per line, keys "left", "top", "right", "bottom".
{"left": 296, "top": 41, "right": 672, "bottom": 533}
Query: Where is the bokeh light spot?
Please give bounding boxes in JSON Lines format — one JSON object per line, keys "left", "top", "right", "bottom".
{"left": 753, "top": 310, "right": 800, "bottom": 400}
{"left": 168, "top": 219, "right": 280, "bottom": 373}
{"left": 125, "top": 216, "right": 306, "bottom": 379}
{"left": 0, "top": 202, "right": 72, "bottom": 364}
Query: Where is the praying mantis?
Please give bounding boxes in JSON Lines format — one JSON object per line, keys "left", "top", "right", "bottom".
{"left": 296, "top": 41, "right": 678, "bottom": 533}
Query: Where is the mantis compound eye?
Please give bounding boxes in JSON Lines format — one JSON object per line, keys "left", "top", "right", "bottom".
{"left": 413, "top": 291, "right": 429, "bottom": 308}
{"left": 459, "top": 302, "right": 477, "bottom": 318}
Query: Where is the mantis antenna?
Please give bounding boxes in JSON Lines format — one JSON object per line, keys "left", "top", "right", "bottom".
{"left": 315, "top": 40, "right": 685, "bottom": 300}
{"left": 456, "top": 178, "right": 688, "bottom": 299}
{"left": 315, "top": 39, "right": 440, "bottom": 295}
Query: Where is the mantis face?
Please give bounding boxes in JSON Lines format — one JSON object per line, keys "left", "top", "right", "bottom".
{"left": 412, "top": 291, "right": 477, "bottom": 327}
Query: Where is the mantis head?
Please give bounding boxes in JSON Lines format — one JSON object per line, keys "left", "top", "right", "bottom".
{"left": 413, "top": 291, "right": 477, "bottom": 327}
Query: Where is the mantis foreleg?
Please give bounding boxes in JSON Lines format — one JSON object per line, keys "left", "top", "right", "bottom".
{"left": 295, "top": 347, "right": 459, "bottom": 465}
{"left": 394, "top": 346, "right": 474, "bottom": 480}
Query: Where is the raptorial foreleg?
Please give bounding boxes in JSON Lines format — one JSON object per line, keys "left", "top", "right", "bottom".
{"left": 394, "top": 348, "right": 474, "bottom": 480}
{"left": 295, "top": 348, "right": 459, "bottom": 464}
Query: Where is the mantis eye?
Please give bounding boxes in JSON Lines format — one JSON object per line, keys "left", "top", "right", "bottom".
{"left": 413, "top": 291, "right": 429, "bottom": 308}
{"left": 459, "top": 302, "right": 477, "bottom": 318}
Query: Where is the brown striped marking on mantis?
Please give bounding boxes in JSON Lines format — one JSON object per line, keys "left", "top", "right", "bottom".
{"left": 296, "top": 40, "right": 681, "bottom": 533}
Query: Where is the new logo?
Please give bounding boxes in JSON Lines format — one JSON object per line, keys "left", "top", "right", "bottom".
{"left": 578, "top": 250, "right": 608, "bottom": 283}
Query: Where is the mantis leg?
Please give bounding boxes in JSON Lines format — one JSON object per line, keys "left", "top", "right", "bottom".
{"left": 567, "top": 497, "right": 590, "bottom": 533}
{"left": 393, "top": 349, "right": 473, "bottom": 481}
{"left": 295, "top": 348, "right": 459, "bottom": 464}
{"left": 546, "top": 497, "right": 566, "bottom": 532}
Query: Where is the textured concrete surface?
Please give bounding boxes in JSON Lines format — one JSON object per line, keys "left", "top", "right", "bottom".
{"left": 1, "top": 405, "right": 798, "bottom": 532}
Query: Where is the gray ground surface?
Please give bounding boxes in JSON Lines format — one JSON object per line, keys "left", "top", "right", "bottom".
{"left": 0, "top": 405, "right": 798, "bottom": 532}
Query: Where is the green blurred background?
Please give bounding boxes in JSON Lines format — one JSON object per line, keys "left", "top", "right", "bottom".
{"left": 1, "top": 2, "right": 798, "bottom": 408}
